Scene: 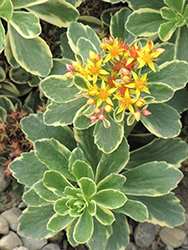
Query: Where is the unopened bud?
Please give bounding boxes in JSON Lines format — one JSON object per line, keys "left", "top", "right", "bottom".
{"left": 91, "top": 115, "right": 98, "bottom": 123}
{"left": 98, "top": 113, "right": 107, "bottom": 120}
{"left": 141, "top": 109, "right": 151, "bottom": 116}
{"left": 122, "top": 76, "right": 131, "bottom": 83}
{"left": 134, "top": 110, "right": 141, "bottom": 122}
{"left": 94, "top": 107, "right": 101, "bottom": 114}
{"left": 87, "top": 98, "right": 95, "bottom": 105}
{"left": 100, "top": 43, "right": 107, "bottom": 50}
{"left": 120, "top": 68, "right": 130, "bottom": 76}
{"left": 155, "top": 47, "right": 165, "bottom": 55}
{"left": 104, "top": 104, "right": 112, "bottom": 113}
{"left": 135, "top": 98, "right": 146, "bottom": 108}
{"left": 66, "top": 64, "right": 74, "bottom": 72}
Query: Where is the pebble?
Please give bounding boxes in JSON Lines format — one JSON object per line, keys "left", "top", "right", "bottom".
{"left": 12, "top": 247, "right": 29, "bottom": 250}
{"left": 0, "top": 214, "right": 9, "bottom": 234}
{"left": 182, "top": 236, "right": 188, "bottom": 248}
{"left": 134, "top": 222, "right": 157, "bottom": 248}
{"left": 125, "top": 242, "right": 138, "bottom": 250}
{"left": 1, "top": 207, "right": 22, "bottom": 231}
{"left": 159, "top": 227, "right": 187, "bottom": 248}
{"left": 0, "top": 230, "right": 23, "bottom": 250}
{"left": 0, "top": 166, "right": 11, "bottom": 192}
{"left": 21, "top": 237, "right": 47, "bottom": 250}
{"left": 41, "top": 243, "right": 61, "bottom": 250}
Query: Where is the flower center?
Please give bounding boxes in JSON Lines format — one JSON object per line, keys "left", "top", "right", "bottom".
{"left": 91, "top": 66, "right": 99, "bottom": 74}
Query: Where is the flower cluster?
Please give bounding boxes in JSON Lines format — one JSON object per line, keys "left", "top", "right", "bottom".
{"left": 66, "top": 36, "right": 165, "bottom": 124}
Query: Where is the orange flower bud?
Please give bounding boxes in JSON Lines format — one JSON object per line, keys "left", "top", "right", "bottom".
{"left": 134, "top": 110, "right": 141, "bottom": 122}
{"left": 94, "top": 107, "right": 101, "bottom": 114}
{"left": 98, "top": 113, "right": 107, "bottom": 120}
{"left": 100, "top": 43, "right": 107, "bottom": 50}
{"left": 135, "top": 98, "right": 146, "bottom": 108}
{"left": 91, "top": 115, "right": 98, "bottom": 123}
{"left": 122, "top": 76, "right": 131, "bottom": 83}
{"left": 87, "top": 98, "right": 95, "bottom": 105}
{"left": 104, "top": 104, "right": 112, "bottom": 113}
{"left": 120, "top": 68, "right": 130, "bottom": 76}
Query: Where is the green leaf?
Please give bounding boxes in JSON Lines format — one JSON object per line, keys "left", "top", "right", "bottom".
{"left": 41, "top": 75, "right": 80, "bottom": 103}
{"left": 47, "top": 213, "right": 75, "bottom": 232}
{"left": 129, "top": 192, "right": 185, "bottom": 227}
{"left": 9, "top": 11, "right": 41, "bottom": 38}
{"left": 8, "top": 23, "right": 52, "bottom": 77}
{"left": 74, "top": 127, "right": 102, "bottom": 173}
{"left": 4, "top": 32, "right": 19, "bottom": 67}
{"left": 68, "top": 147, "right": 85, "bottom": 171}
{"left": 77, "top": 37, "right": 98, "bottom": 63}
{"left": 126, "top": 138, "right": 188, "bottom": 169}
{"left": 93, "top": 115, "right": 124, "bottom": 154}
{"left": 54, "top": 198, "right": 69, "bottom": 215}
{"left": 9, "top": 67, "right": 31, "bottom": 84}
{"left": 23, "top": 188, "right": 49, "bottom": 207}
{"left": 110, "top": 7, "right": 135, "bottom": 42}
{"left": 167, "top": 88, "right": 188, "bottom": 113}
{"left": 0, "top": 96, "right": 15, "bottom": 113}
{"left": 146, "top": 83, "right": 174, "bottom": 103}
{"left": 159, "top": 20, "right": 177, "bottom": 41}
{"left": 0, "top": 0, "right": 12, "bottom": 21}
{"left": 91, "top": 189, "right": 127, "bottom": 209}
{"left": 11, "top": 0, "right": 48, "bottom": 9}
{"left": 73, "top": 74, "right": 88, "bottom": 91}
{"left": 148, "top": 60, "right": 188, "bottom": 91}
{"left": 66, "top": 219, "right": 79, "bottom": 247}
{"left": 34, "top": 138, "right": 75, "bottom": 181}
{"left": 175, "top": 25, "right": 188, "bottom": 61}
{"left": 49, "top": 58, "right": 72, "bottom": 76}
{"left": 95, "top": 137, "right": 129, "bottom": 184}
{"left": 140, "top": 103, "right": 181, "bottom": 138}
{"left": 105, "top": 213, "right": 129, "bottom": 250}
{"left": 154, "top": 42, "right": 175, "bottom": 66}
{"left": 72, "top": 160, "right": 94, "bottom": 180}
{"left": 21, "top": 112, "right": 76, "bottom": 151}
{"left": 113, "top": 199, "right": 148, "bottom": 222}
{"left": 0, "top": 107, "right": 7, "bottom": 121}
{"left": 73, "top": 104, "right": 94, "bottom": 129}
{"left": 34, "top": 180, "right": 60, "bottom": 202}
{"left": 95, "top": 205, "right": 115, "bottom": 225}
{"left": 18, "top": 205, "right": 56, "bottom": 240}
{"left": 97, "top": 174, "right": 126, "bottom": 192}
{"left": 88, "top": 218, "right": 112, "bottom": 250}
{"left": 122, "top": 161, "right": 183, "bottom": 196}
{"left": 9, "top": 151, "right": 48, "bottom": 188}
{"left": 67, "top": 21, "right": 101, "bottom": 54}
{"left": 127, "top": 0, "right": 165, "bottom": 11}
{"left": 0, "top": 20, "right": 6, "bottom": 53}
{"left": 78, "top": 177, "right": 96, "bottom": 198}
{"left": 44, "top": 98, "right": 86, "bottom": 126}
{"left": 160, "top": 6, "right": 176, "bottom": 20}
{"left": 125, "top": 9, "right": 165, "bottom": 36}
{"left": 43, "top": 170, "right": 73, "bottom": 196}
{"left": 73, "top": 209, "right": 94, "bottom": 243}
{"left": 27, "top": 0, "right": 79, "bottom": 27}
{"left": 164, "top": 0, "right": 185, "bottom": 14}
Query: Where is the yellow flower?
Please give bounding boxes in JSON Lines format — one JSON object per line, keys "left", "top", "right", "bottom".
{"left": 84, "top": 81, "right": 99, "bottom": 97}
{"left": 126, "top": 71, "right": 150, "bottom": 98}
{"left": 137, "top": 41, "right": 165, "bottom": 72}
{"left": 115, "top": 89, "right": 136, "bottom": 114}
{"left": 96, "top": 80, "right": 116, "bottom": 107}
{"left": 103, "top": 38, "right": 125, "bottom": 63}
{"left": 87, "top": 58, "right": 109, "bottom": 83}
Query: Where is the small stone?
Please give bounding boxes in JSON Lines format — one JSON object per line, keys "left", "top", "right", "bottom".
{"left": 48, "top": 231, "right": 64, "bottom": 243}
{"left": 151, "top": 241, "right": 160, "bottom": 250}
{"left": 21, "top": 237, "right": 47, "bottom": 250}
{"left": 18, "top": 202, "right": 27, "bottom": 209}
{"left": 0, "top": 231, "right": 23, "bottom": 250}
{"left": 165, "top": 245, "right": 174, "bottom": 250}
{"left": 182, "top": 236, "right": 188, "bottom": 248}
{"left": 159, "top": 227, "right": 186, "bottom": 248}
{"left": 134, "top": 222, "right": 157, "bottom": 248}
{"left": 125, "top": 242, "right": 138, "bottom": 250}
{"left": 0, "top": 166, "right": 11, "bottom": 192}
{"left": 12, "top": 247, "right": 29, "bottom": 250}
{"left": 0, "top": 214, "right": 9, "bottom": 234}
{"left": 1, "top": 207, "right": 22, "bottom": 231}
{"left": 41, "top": 243, "right": 61, "bottom": 250}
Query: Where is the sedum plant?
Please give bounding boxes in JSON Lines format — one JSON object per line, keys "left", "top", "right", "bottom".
{"left": 9, "top": 111, "right": 188, "bottom": 250}
{"left": 41, "top": 20, "right": 188, "bottom": 153}
{"left": 125, "top": 0, "right": 188, "bottom": 62}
